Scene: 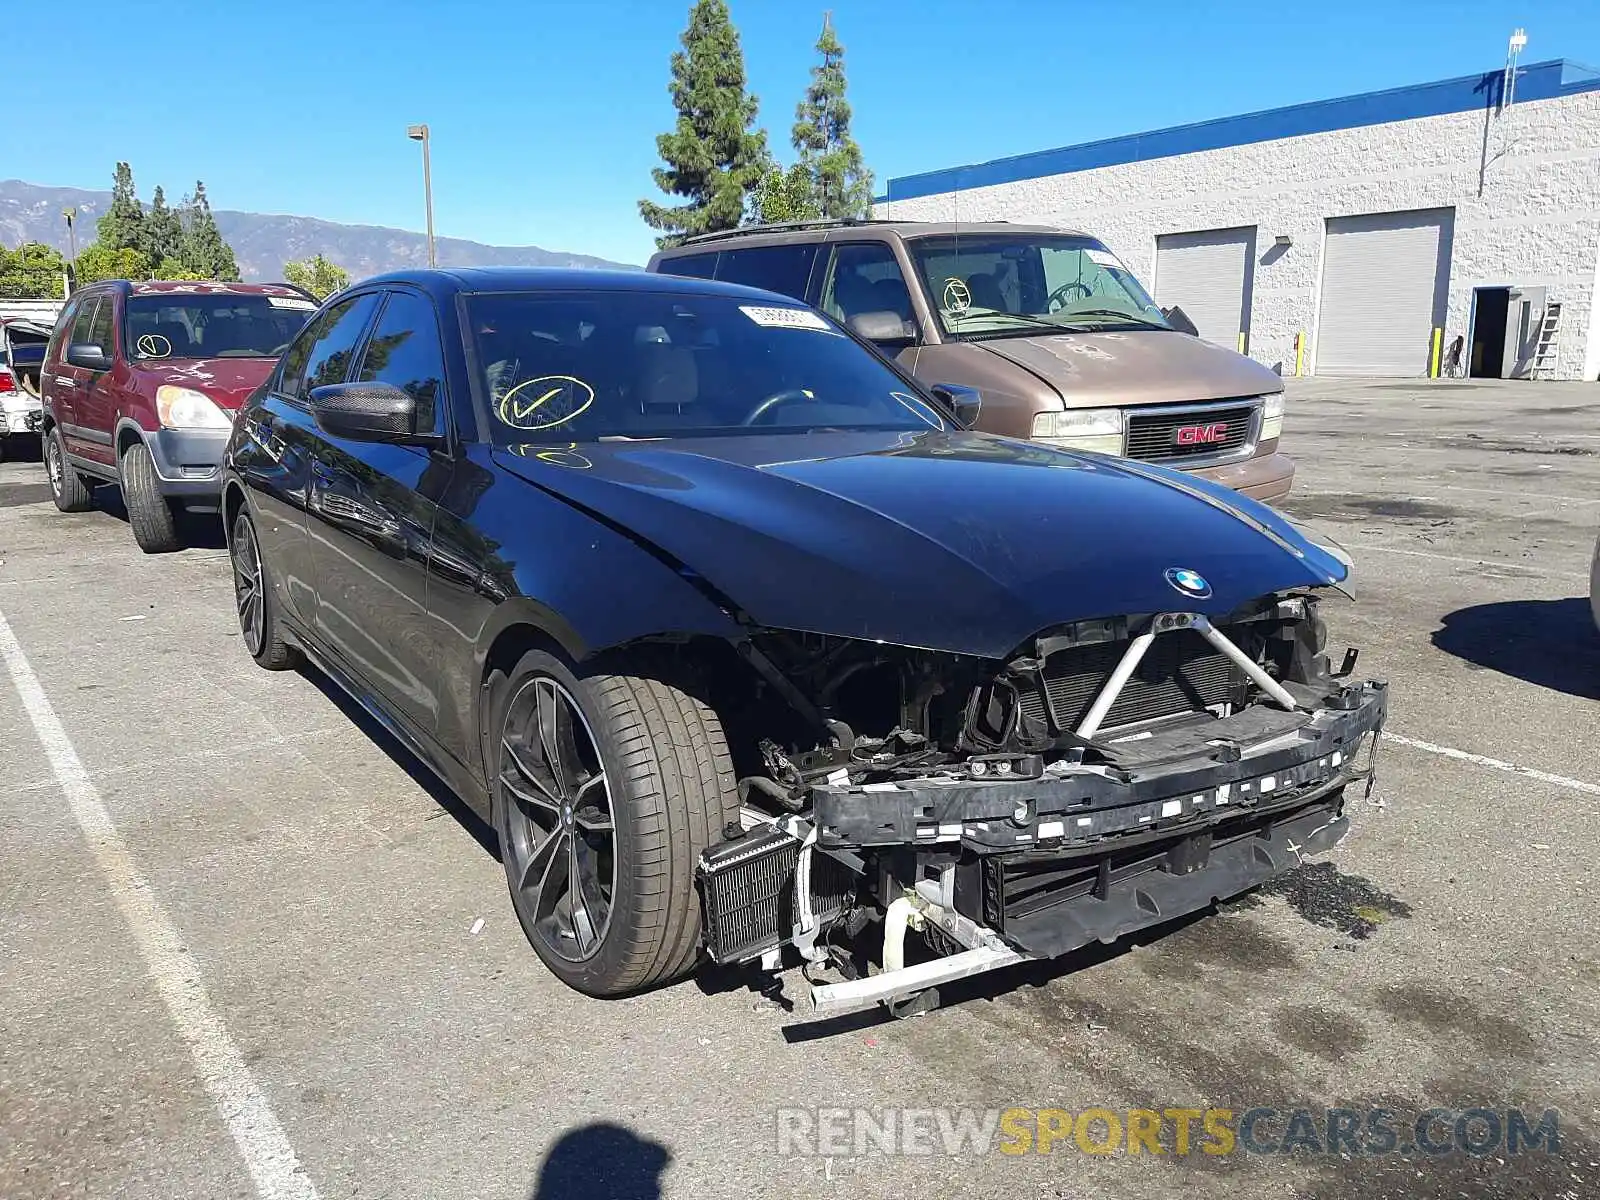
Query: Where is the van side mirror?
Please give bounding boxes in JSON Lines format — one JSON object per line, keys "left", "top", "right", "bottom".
{"left": 847, "top": 311, "right": 916, "bottom": 347}
{"left": 1161, "top": 305, "right": 1200, "bottom": 337}
{"left": 66, "top": 343, "right": 112, "bottom": 372}
{"left": 308, "top": 382, "right": 439, "bottom": 446}
{"left": 930, "top": 383, "right": 982, "bottom": 426}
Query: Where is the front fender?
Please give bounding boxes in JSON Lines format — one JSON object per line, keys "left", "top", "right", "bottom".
{"left": 468, "top": 491, "right": 746, "bottom": 673}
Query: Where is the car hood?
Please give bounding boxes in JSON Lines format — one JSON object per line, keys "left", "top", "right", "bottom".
{"left": 972, "top": 328, "right": 1283, "bottom": 407}
{"left": 134, "top": 358, "right": 276, "bottom": 410}
{"left": 492, "top": 429, "right": 1346, "bottom": 659}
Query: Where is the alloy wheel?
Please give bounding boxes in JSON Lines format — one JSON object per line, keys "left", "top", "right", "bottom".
{"left": 500, "top": 675, "right": 617, "bottom": 962}
{"left": 230, "top": 515, "right": 265, "bottom": 655}
{"left": 45, "top": 437, "right": 61, "bottom": 496}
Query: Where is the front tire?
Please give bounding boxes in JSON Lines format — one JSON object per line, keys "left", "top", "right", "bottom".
{"left": 230, "top": 508, "right": 296, "bottom": 670}
{"left": 119, "top": 441, "right": 182, "bottom": 553}
{"left": 494, "top": 650, "right": 737, "bottom": 996}
{"left": 46, "top": 427, "right": 94, "bottom": 512}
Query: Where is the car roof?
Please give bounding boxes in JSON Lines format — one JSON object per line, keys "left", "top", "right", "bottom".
{"left": 354, "top": 266, "right": 815, "bottom": 307}
{"left": 125, "top": 281, "right": 309, "bottom": 297}
{"left": 654, "top": 219, "right": 1093, "bottom": 254}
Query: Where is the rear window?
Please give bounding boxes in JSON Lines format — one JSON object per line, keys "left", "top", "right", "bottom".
{"left": 125, "top": 293, "right": 317, "bottom": 361}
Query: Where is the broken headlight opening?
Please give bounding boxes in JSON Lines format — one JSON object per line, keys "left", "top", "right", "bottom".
{"left": 694, "top": 590, "right": 1387, "bottom": 1018}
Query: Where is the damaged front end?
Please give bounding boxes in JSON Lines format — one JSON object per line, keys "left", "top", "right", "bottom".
{"left": 696, "top": 589, "right": 1386, "bottom": 1017}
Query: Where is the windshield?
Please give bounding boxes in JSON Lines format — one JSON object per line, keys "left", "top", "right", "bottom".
{"left": 467, "top": 290, "right": 951, "bottom": 444}
{"left": 908, "top": 234, "right": 1171, "bottom": 339}
{"left": 125, "top": 293, "right": 317, "bottom": 361}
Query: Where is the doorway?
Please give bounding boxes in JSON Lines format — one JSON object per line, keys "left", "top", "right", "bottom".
{"left": 1469, "top": 287, "right": 1509, "bottom": 378}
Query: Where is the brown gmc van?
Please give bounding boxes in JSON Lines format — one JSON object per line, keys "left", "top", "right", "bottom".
{"left": 648, "top": 220, "right": 1292, "bottom": 501}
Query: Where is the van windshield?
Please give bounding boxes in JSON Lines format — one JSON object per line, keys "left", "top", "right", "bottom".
{"left": 907, "top": 234, "right": 1171, "bottom": 339}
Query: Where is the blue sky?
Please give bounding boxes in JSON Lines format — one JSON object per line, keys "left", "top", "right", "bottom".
{"left": 7, "top": 0, "right": 1598, "bottom": 266}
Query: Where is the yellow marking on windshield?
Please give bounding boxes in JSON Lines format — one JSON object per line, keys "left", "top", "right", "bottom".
{"left": 496, "top": 374, "right": 595, "bottom": 431}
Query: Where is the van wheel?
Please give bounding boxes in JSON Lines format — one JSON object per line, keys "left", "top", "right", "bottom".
{"left": 47, "top": 427, "right": 94, "bottom": 512}
{"left": 120, "top": 441, "right": 182, "bottom": 553}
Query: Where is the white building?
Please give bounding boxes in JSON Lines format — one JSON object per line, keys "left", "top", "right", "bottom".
{"left": 875, "top": 58, "right": 1600, "bottom": 381}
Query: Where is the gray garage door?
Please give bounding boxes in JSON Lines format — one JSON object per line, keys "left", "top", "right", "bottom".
{"left": 1154, "top": 227, "right": 1256, "bottom": 350}
{"left": 1316, "top": 208, "right": 1454, "bottom": 376}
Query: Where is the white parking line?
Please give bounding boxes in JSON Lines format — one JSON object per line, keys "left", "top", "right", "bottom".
{"left": 1349, "top": 543, "right": 1589, "bottom": 580}
{"left": 1388, "top": 732, "right": 1600, "bottom": 797}
{"left": 0, "top": 609, "right": 321, "bottom": 1200}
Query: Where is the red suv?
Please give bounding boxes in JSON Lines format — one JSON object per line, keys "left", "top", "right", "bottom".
{"left": 40, "top": 280, "right": 318, "bottom": 551}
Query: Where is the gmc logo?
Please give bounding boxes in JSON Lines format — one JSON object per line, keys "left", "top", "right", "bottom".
{"left": 1175, "top": 422, "right": 1229, "bottom": 446}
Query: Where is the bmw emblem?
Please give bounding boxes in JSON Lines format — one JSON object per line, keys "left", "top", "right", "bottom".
{"left": 1165, "top": 567, "right": 1212, "bottom": 599}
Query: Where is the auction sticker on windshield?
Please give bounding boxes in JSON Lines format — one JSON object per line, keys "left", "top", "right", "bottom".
{"left": 1084, "top": 249, "right": 1125, "bottom": 269}
{"left": 740, "top": 306, "right": 833, "bottom": 331}
{"left": 268, "top": 296, "right": 318, "bottom": 310}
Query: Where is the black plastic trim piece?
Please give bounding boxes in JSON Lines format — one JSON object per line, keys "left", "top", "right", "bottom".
{"left": 810, "top": 680, "right": 1385, "bottom": 851}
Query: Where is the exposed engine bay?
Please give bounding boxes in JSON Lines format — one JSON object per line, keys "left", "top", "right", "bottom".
{"left": 695, "top": 589, "right": 1388, "bottom": 1017}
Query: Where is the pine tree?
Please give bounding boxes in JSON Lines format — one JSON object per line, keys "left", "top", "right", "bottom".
{"left": 639, "top": 0, "right": 769, "bottom": 247}
{"left": 791, "top": 14, "right": 872, "bottom": 219}
{"left": 96, "top": 162, "right": 145, "bottom": 251}
{"left": 139, "top": 186, "right": 183, "bottom": 267}
{"left": 175, "top": 181, "right": 241, "bottom": 281}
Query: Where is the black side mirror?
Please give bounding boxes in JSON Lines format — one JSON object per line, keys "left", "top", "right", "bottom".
{"left": 308, "top": 382, "right": 437, "bottom": 446}
{"left": 1161, "top": 305, "right": 1200, "bottom": 337}
{"left": 66, "top": 343, "right": 112, "bottom": 372}
{"left": 930, "top": 382, "right": 982, "bottom": 426}
{"left": 847, "top": 310, "right": 916, "bottom": 347}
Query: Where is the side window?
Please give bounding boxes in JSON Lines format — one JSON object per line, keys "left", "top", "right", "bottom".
{"left": 282, "top": 293, "right": 380, "bottom": 401}
{"left": 657, "top": 251, "right": 718, "bottom": 280}
{"left": 86, "top": 295, "right": 115, "bottom": 354}
{"left": 277, "top": 310, "right": 328, "bottom": 397}
{"left": 49, "top": 297, "right": 83, "bottom": 363}
{"left": 819, "top": 243, "right": 915, "bottom": 327}
{"left": 715, "top": 244, "right": 818, "bottom": 300}
{"left": 355, "top": 291, "right": 446, "bottom": 435}
{"left": 68, "top": 297, "right": 99, "bottom": 347}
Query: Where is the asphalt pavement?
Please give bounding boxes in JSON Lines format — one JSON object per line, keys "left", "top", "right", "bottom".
{"left": 1, "top": 376, "right": 1597, "bottom": 1200}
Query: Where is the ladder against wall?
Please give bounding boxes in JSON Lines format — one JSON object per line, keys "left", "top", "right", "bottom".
{"left": 1530, "top": 301, "right": 1562, "bottom": 379}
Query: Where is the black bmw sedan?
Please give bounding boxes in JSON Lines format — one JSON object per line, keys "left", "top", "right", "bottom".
{"left": 222, "top": 268, "right": 1386, "bottom": 1012}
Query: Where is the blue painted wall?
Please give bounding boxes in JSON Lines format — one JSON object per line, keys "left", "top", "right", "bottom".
{"left": 882, "top": 59, "right": 1600, "bottom": 204}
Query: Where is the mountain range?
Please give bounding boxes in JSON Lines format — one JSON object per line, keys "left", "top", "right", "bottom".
{"left": 0, "top": 179, "right": 631, "bottom": 280}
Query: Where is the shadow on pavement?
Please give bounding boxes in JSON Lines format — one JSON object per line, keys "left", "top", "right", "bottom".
{"left": 2, "top": 433, "right": 44, "bottom": 462}
{"left": 76, "top": 481, "right": 228, "bottom": 550}
{"left": 296, "top": 661, "right": 501, "bottom": 859}
{"left": 529, "top": 1122, "right": 671, "bottom": 1200}
{"left": 1431, "top": 597, "right": 1600, "bottom": 701}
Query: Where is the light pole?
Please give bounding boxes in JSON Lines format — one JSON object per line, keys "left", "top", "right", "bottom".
{"left": 407, "top": 123, "right": 436, "bottom": 268}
